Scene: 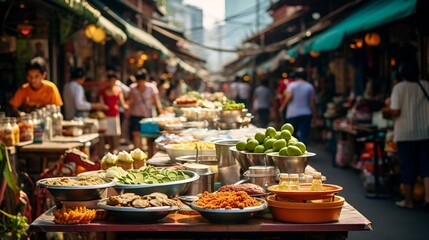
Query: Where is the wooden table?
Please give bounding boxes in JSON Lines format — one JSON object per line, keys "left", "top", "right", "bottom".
{"left": 30, "top": 202, "right": 371, "bottom": 240}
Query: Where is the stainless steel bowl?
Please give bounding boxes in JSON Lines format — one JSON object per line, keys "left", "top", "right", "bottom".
{"left": 36, "top": 177, "right": 115, "bottom": 201}
{"left": 97, "top": 199, "right": 179, "bottom": 222}
{"left": 164, "top": 144, "right": 216, "bottom": 162}
{"left": 266, "top": 152, "right": 316, "bottom": 173}
{"left": 229, "top": 147, "right": 276, "bottom": 172}
{"left": 113, "top": 170, "right": 199, "bottom": 198}
{"left": 230, "top": 146, "right": 251, "bottom": 172}
{"left": 189, "top": 198, "right": 267, "bottom": 223}
{"left": 175, "top": 155, "right": 218, "bottom": 166}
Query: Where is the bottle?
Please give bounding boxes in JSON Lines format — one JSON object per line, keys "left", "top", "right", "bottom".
{"left": 310, "top": 172, "right": 323, "bottom": 191}
{"left": 52, "top": 105, "right": 63, "bottom": 136}
{"left": 10, "top": 117, "right": 20, "bottom": 145}
{"left": 1, "top": 117, "right": 15, "bottom": 147}
{"left": 278, "top": 173, "right": 289, "bottom": 190}
{"left": 289, "top": 173, "right": 300, "bottom": 191}
{"left": 33, "top": 111, "right": 44, "bottom": 143}
{"left": 42, "top": 108, "right": 52, "bottom": 141}
{"left": 19, "top": 114, "right": 34, "bottom": 142}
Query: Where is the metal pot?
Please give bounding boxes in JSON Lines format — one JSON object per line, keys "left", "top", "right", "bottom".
{"left": 184, "top": 163, "right": 215, "bottom": 195}
{"left": 243, "top": 166, "right": 278, "bottom": 190}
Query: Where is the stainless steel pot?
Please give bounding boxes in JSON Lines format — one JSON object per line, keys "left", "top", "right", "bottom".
{"left": 243, "top": 166, "right": 278, "bottom": 190}
{"left": 184, "top": 164, "right": 215, "bottom": 195}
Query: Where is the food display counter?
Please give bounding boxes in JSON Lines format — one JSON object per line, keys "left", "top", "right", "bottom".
{"left": 30, "top": 202, "right": 371, "bottom": 240}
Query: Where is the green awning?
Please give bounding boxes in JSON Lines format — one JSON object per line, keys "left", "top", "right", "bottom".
{"left": 309, "top": 0, "right": 417, "bottom": 52}
{"left": 90, "top": 0, "right": 170, "bottom": 57}
{"left": 48, "top": 0, "right": 127, "bottom": 44}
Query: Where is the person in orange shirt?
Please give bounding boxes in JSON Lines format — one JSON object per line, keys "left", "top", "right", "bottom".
{"left": 9, "top": 57, "right": 63, "bottom": 115}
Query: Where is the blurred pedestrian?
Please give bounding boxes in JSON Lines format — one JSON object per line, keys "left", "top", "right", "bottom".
{"left": 389, "top": 60, "right": 429, "bottom": 210}
{"left": 128, "top": 69, "right": 164, "bottom": 157}
{"left": 63, "top": 67, "right": 107, "bottom": 120}
{"left": 276, "top": 72, "right": 296, "bottom": 125}
{"left": 9, "top": 57, "right": 63, "bottom": 116}
{"left": 107, "top": 66, "right": 131, "bottom": 145}
{"left": 236, "top": 77, "right": 251, "bottom": 108}
{"left": 253, "top": 79, "right": 272, "bottom": 127}
{"left": 279, "top": 68, "right": 317, "bottom": 144}
{"left": 99, "top": 73, "right": 129, "bottom": 152}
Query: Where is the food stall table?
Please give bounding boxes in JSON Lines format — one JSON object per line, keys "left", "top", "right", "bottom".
{"left": 16, "top": 133, "right": 99, "bottom": 173}
{"left": 30, "top": 202, "right": 371, "bottom": 240}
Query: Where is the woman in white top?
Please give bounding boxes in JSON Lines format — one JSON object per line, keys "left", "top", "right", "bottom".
{"left": 390, "top": 60, "right": 429, "bottom": 210}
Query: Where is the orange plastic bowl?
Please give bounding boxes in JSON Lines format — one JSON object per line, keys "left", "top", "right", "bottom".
{"left": 267, "top": 195, "right": 345, "bottom": 223}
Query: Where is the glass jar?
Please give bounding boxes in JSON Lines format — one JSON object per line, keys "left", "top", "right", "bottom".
{"left": 289, "top": 173, "right": 300, "bottom": 191}
{"left": 10, "top": 117, "right": 20, "bottom": 145}
{"left": 278, "top": 173, "right": 289, "bottom": 190}
{"left": 1, "top": 117, "right": 15, "bottom": 147}
{"left": 19, "top": 114, "right": 34, "bottom": 142}
{"left": 310, "top": 172, "right": 323, "bottom": 191}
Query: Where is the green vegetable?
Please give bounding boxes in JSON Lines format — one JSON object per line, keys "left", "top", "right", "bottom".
{"left": 117, "top": 166, "right": 190, "bottom": 184}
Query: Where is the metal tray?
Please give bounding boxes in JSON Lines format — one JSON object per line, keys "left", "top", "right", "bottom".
{"left": 36, "top": 177, "right": 115, "bottom": 201}
{"left": 97, "top": 198, "right": 179, "bottom": 222}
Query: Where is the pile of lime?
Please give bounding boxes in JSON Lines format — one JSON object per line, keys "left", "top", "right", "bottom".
{"left": 235, "top": 123, "right": 307, "bottom": 156}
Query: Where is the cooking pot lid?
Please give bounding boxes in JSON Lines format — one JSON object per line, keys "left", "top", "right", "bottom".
{"left": 184, "top": 163, "right": 210, "bottom": 174}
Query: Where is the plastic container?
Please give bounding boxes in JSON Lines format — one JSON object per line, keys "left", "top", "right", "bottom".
{"left": 267, "top": 195, "right": 345, "bottom": 223}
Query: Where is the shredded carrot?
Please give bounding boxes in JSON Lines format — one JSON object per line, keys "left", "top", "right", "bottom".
{"left": 195, "top": 191, "right": 260, "bottom": 209}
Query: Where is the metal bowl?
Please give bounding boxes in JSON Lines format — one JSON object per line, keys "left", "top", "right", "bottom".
{"left": 229, "top": 146, "right": 251, "bottom": 172}
{"left": 266, "top": 152, "right": 316, "bottom": 173}
{"left": 189, "top": 198, "right": 267, "bottom": 223}
{"left": 229, "top": 147, "right": 276, "bottom": 172}
{"left": 97, "top": 199, "right": 179, "bottom": 222}
{"left": 164, "top": 144, "right": 216, "bottom": 162}
{"left": 36, "top": 177, "right": 115, "bottom": 201}
{"left": 113, "top": 170, "right": 199, "bottom": 198}
{"left": 175, "top": 155, "right": 218, "bottom": 165}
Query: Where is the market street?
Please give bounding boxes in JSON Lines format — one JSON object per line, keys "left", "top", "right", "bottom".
{"left": 309, "top": 142, "right": 429, "bottom": 240}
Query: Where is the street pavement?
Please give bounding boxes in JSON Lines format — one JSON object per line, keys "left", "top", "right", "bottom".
{"left": 308, "top": 142, "right": 429, "bottom": 240}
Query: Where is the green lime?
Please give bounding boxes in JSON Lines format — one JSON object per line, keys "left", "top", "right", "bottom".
{"left": 255, "top": 132, "right": 266, "bottom": 144}
{"left": 263, "top": 136, "right": 271, "bottom": 144}
{"left": 273, "top": 139, "right": 287, "bottom": 152}
{"left": 279, "top": 147, "right": 289, "bottom": 156}
{"left": 254, "top": 145, "right": 266, "bottom": 153}
{"left": 288, "top": 137, "right": 298, "bottom": 145}
{"left": 281, "top": 123, "right": 294, "bottom": 135}
{"left": 280, "top": 130, "right": 292, "bottom": 140}
{"left": 264, "top": 149, "right": 275, "bottom": 153}
{"left": 247, "top": 137, "right": 255, "bottom": 142}
{"left": 264, "top": 138, "right": 276, "bottom": 149}
{"left": 287, "top": 146, "right": 302, "bottom": 156}
{"left": 274, "top": 132, "right": 281, "bottom": 139}
{"left": 236, "top": 141, "right": 247, "bottom": 151}
{"left": 247, "top": 139, "right": 260, "bottom": 152}
{"left": 265, "top": 127, "right": 277, "bottom": 138}
{"left": 294, "top": 142, "right": 307, "bottom": 153}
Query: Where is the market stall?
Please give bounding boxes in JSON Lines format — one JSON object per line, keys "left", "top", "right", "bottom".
{"left": 30, "top": 202, "right": 371, "bottom": 239}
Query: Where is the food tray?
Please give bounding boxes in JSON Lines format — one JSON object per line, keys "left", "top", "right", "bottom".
{"left": 267, "top": 183, "right": 343, "bottom": 201}
{"left": 97, "top": 198, "right": 179, "bottom": 222}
